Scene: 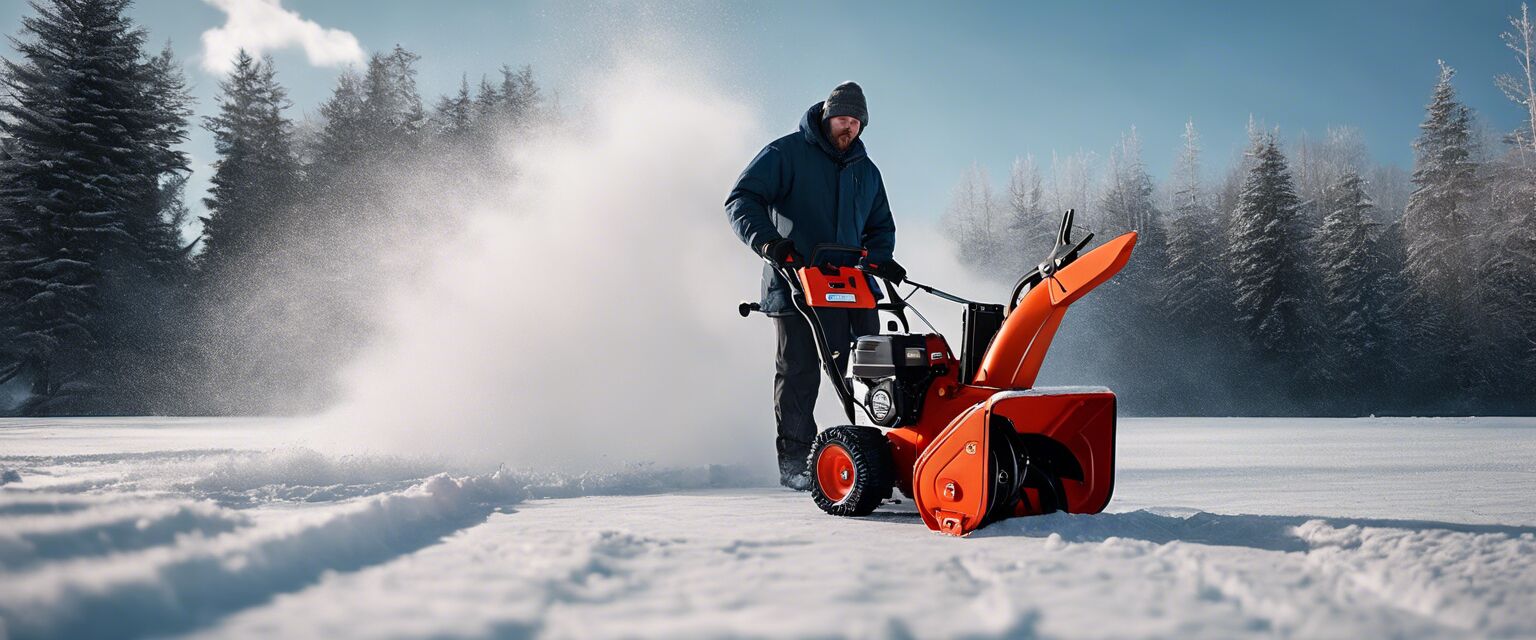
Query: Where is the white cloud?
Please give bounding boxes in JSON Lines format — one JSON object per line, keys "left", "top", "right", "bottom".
{"left": 200, "top": 0, "right": 365, "bottom": 74}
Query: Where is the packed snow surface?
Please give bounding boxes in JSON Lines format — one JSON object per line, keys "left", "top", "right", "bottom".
{"left": 1, "top": 416, "right": 1533, "bottom": 639}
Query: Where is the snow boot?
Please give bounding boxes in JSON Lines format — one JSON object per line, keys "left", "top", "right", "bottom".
{"left": 779, "top": 455, "right": 812, "bottom": 491}
{"left": 780, "top": 469, "right": 812, "bottom": 491}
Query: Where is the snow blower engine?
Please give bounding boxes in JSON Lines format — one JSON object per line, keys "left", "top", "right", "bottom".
{"left": 739, "top": 210, "right": 1137, "bottom": 536}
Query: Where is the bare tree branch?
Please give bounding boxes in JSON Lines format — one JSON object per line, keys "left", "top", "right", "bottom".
{"left": 1496, "top": 3, "right": 1536, "bottom": 153}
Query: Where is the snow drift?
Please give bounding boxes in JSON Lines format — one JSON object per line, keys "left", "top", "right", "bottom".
{"left": 2, "top": 416, "right": 1534, "bottom": 639}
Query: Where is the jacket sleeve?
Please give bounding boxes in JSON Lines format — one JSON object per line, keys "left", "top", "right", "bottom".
{"left": 725, "top": 144, "right": 788, "bottom": 254}
{"left": 861, "top": 168, "right": 896, "bottom": 262}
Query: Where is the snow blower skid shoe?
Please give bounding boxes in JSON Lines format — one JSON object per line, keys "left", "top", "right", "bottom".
{"left": 737, "top": 211, "right": 1137, "bottom": 536}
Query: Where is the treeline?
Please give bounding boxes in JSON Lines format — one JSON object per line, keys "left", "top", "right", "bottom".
{"left": 942, "top": 8, "right": 1536, "bottom": 416}
{"left": 0, "top": 0, "right": 543, "bottom": 415}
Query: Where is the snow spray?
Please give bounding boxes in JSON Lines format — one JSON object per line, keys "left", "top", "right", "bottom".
{"left": 305, "top": 56, "right": 782, "bottom": 472}
{"left": 302, "top": 36, "right": 983, "bottom": 474}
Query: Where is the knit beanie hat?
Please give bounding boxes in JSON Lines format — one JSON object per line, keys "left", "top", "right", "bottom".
{"left": 822, "top": 81, "right": 868, "bottom": 128}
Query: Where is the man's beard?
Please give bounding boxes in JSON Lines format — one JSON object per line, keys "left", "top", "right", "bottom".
{"left": 827, "top": 126, "right": 856, "bottom": 151}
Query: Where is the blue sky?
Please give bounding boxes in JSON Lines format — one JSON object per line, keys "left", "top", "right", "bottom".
{"left": 2, "top": 1, "right": 1530, "bottom": 226}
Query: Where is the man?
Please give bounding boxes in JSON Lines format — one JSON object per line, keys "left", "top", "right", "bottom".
{"left": 725, "top": 81, "right": 907, "bottom": 490}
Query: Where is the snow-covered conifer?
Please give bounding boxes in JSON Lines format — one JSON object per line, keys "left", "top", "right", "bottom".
{"left": 1004, "top": 155, "right": 1052, "bottom": 273}
{"left": 432, "top": 75, "right": 475, "bottom": 143}
{"left": 1314, "top": 170, "right": 1381, "bottom": 392}
{"left": 1227, "top": 134, "right": 1310, "bottom": 357}
{"left": 942, "top": 164, "right": 1005, "bottom": 274}
{"left": 1402, "top": 61, "right": 1484, "bottom": 388}
{"left": 0, "top": 0, "right": 190, "bottom": 413}
{"left": 312, "top": 71, "right": 368, "bottom": 185}
{"left": 361, "top": 46, "right": 425, "bottom": 163}
{"left": 1163, "top": 121, "right": 1226, "bottom": 326}
{"left": 199, "top": 51, "right": 298, "bottom": 275}
{"left": 473, "top": 76, "right": 501, "bottom": 130}
{"left": 1099, "top": 128, "right": 1167, "bottom": 306}
{"left": 499, "top": 64, "right": 540, "bottom": 127}
{"left": 1483, "top": 6, "right": 1536, "bottom": 398}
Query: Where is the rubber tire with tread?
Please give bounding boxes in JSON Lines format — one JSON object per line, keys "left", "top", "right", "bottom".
{"left": 809, "top": 425, "right": 895, "bottom": 516}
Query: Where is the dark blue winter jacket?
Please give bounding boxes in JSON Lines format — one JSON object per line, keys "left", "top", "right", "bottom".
{"left": 725, "top": 102, "right": 896, "bottom": 315}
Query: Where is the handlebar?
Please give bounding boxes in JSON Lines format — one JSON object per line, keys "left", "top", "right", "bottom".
{"left": 806, "top": 244, "right": 867, "bottom": 269}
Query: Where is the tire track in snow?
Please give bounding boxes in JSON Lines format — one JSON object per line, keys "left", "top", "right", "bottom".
{"left": 176, "top": 521, "right": 694, "bottom": 640}
{"left": 1294, "top": 520, "right": 1536, "bottom": 636}
{"left": 961, "top": 509, "right": 1536, "bottom": 637}
{"left": 0, "top": 471, "right": 528, "bottom": 640}
{"left": 0, "top": 497, "right": 247, "bottom": 571}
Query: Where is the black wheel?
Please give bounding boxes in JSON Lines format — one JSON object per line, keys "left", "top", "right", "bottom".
{"left": 808, "top": 425, "right": 895, "bottom": 516}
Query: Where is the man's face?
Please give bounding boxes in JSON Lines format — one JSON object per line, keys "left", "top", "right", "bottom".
{"left": 825, "top": 115, "right": 861, "bottom": 152}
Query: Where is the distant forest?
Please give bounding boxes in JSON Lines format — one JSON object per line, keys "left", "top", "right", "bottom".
{"left": 940, "top": 6, "right": 1536, "bottom": 415}
{"left": 3, "top": 0, "right": 1532, "bottom": 418}
{"left": 0, "top": 0, "right": 542, "bottom": 415}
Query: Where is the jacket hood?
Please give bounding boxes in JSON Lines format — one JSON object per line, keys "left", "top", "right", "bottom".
{"left": 800, "top": 102, "right": 867, "bottom": 163}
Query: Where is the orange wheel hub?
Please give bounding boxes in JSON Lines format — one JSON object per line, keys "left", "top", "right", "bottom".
{"left": 816, "top": 444, "right": 856, "bottom": 503}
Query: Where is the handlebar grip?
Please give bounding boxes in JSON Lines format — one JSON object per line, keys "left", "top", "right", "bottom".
{"left": 738, "top": 301, "right": 761, "bottom": 317}
{"left": 807, "top": 243, "right": 867, "bottom": 267}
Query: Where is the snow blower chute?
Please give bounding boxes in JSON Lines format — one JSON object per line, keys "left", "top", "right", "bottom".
{"left": 739, "top": 210, "right": 1137, "bottom": 536}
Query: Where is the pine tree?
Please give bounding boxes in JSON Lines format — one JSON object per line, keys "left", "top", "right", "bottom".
{"left": 1098, "top": 128, "right": 1166, "bottom": 300}
{"left": 1212, "top": 116, "right": 1267, "bottom": 238}
{"left": 1489, "top": 3, "right": 1536, "bottom": 405}
{"left": 1313, "top": 170, "right": 1381, "bottom": 398}
{"left": 199, "top": 50, "right": 299, "bottom": 275}
{"left": 0, "top": 0, "right": 190, "bottom": 414}
{"left": 499, "top": 64, "right": 539, "bottom": 127}
{"left": 182, "top": 50, "right": 304, "bottom": 414}
{"left": 1046, "top": 150, "right": 1097, "bottom": 220}
{"left": 1170, "top": 120, "right": 1205, "bottom": 218}
{"left": 432, "top": 75, "right": 474, "bottom": 143}
{"left": 1099, "top": 129, "right": 1159, "bottom": 235}
{"left": 131, "top": 44, "right": 194, "bottom": 273}
{"left": 1477, "top": 147, "right": 1536, "bottom": 403}
{"left": 941, "top": 164, "right": 1005, "bottom": 273}
{"left": 311, "top": 70, "right": 368, "bottom": 187}
{"left": 1371, "top": 220, "right": 1435, "bottom": 408}
{"left": 1402, "top": 61, "right": 1484, "bottom": 391}
{"left": 1003, "top": 155, "right": 1052, "bottom": 273}
{"left": 360, "top": 46, "right": 424, "bottom": 164}
{"left": 473, "top": 75, "right": 500, "bottom": 130}
{"left": 96, "top": 41, "right": 195, "bottom": 413}
{"left": 211, "top": 46, "right": 432, "bottom": 414}
{"left": 1228, "top": 134, "right": 1310, "bottom": 359}
{"left": 1087, "top": 129, "right": 1174, "bottom": 411}
{"left": 1163, "top": 120, "right": 1226, "bottom": 325}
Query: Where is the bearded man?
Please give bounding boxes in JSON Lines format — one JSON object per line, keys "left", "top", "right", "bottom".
{"left": 725, "top": 81, "right": 906, "bottom": 490}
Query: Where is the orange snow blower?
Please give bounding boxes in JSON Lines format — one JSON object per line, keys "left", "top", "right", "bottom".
{"left": 739, "top": 210, "right": 1137, "bottom": 536}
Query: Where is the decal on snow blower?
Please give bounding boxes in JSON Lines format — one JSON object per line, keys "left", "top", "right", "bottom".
{"left": 825, "top": 293, "right": 858, "bottom": 303}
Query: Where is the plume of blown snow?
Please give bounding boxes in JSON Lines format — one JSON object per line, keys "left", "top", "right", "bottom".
{"left": 308, "top": 58, "right": 772, "bottom": 473}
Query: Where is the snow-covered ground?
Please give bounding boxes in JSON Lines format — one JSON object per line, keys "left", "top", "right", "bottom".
{"left": 1, "top": 416, "right": 1533, "bottom": 639}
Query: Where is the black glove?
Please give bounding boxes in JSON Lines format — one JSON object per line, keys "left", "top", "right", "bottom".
{"left": 759, "top": 238, "right": 803, "bottom": 267}
{"left": 860, "top": 257, "right": 906, "bottom": 284}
